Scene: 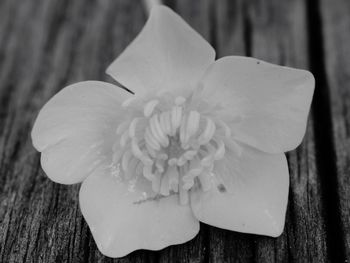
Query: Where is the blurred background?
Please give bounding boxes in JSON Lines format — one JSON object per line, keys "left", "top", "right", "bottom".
{"left": 0, "top": 0, "right": 349, "bottom": 262}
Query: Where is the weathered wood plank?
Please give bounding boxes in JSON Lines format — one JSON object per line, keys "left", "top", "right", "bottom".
{"left": 319, "top": 0, "right": 350, "bottom": 260}
{"left": 0, "top": 0, "right": 347, "bottom": 262}
{"left": 207, "top": 0, "right": 329, "bottom": 262}
{"left": 0, "top": 0, "right": 155, "bottom": 262}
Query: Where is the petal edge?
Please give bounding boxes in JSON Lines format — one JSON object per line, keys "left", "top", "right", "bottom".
{"left": 106, "top": 6, "right": 215, "bottom": 97}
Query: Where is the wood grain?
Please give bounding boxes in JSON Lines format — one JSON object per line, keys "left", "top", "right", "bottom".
{"left": 319, "top": 0, "right": 350, "bottom": 259}
{"left": 0, "top": 0, "right": 348, "bottom": 262}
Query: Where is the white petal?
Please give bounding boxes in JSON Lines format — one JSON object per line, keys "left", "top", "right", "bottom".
{"left": 31, "top": 81, "right": 132, "bottom": 184}
{"left": 106, "top": 6, "right": 215, "bottom": 97}
{"left": 190, "top": 144, "right": 289, "bottom": 237}
{"left": 79, "top": 167, "right": 199, "bottom": 258}
{"left": 200, "top": 56, "right": 314, "bottom": 153}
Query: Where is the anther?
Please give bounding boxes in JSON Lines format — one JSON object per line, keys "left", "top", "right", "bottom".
{"left": 129, "top": 118, "right": 140, "bottom": 138}
{"left": 177, "top": 156, "right": 187, "bottom": 166}
{"left": 131, "top": 138, "right": 153, "bottom": 166}
{"left": 171, "top": 106, "right": 182, "bottom": 134}
{"left": 198, "top": 117, "right": 216, "bottom": 145}
{"left": 185, "top": 111, "right": 200, "bottom": 144}
{"left": 150, "top": 114, "right": 169, "bottom": 147}
{"left": 144, "top": 100, "right": 159, "bottom": 117}
{"left": 167, "top": 166, "right": 179, "bottom": 192}
{"left": 160, "top": 173, "right": 170, "bottom": 196}
{"left": 159, "top": 111, "right": 172, "bottom": 135}
{"left": 145, "top": 127, "right": 161, "bottom": 151}
{"left": 179, "top": 115, "right": 187, "bottom": 146}
{"left": 183, "top": 150, "right": 197, "bottom": 160}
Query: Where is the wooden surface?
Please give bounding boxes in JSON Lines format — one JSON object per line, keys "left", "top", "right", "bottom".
{"left": 0, "top": 0, "right": 349, "bottom": 262}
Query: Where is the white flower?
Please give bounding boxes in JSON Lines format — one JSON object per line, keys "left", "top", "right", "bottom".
{"left": 31, "top": 6, "right": 314, "bottom": 258}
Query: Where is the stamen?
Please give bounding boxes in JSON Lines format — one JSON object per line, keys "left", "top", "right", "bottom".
{"left": 131, "top": 138, "right": 153, "bottom": 166}
{"left": 129, "top": 118, "right": 140, "bottom": 138}
{"left": 168, "top": 158, "right": 178, "bottom": 166}
{"left": 182, "top": 172, "right": 197, "bottom": 190}
{"left": 157, "top": 153, "right": 168, "bottom": 160}
{"left": 159, "top": 111, "right": 172, "bottom": 136}
{"left": 171, "top": 106, "right": 182, "bottom": 134}
{"left": 179, "top": 115, "right": 187, "bottom": 147}
{"left": 145, "top": 143, "right": 157, "bottom": 158}
{"left": 113, "top": 94, "right": 233, "bottom": 202}
{"left": 166, "top": 166, "right": 179, "bottom": 192}
{"left": 144, "top": 100, "right": 159, "bottom": 117}
{"left": 184, "top": 111, "right": 200, "bottom": 145}
{"left": 183, "top": 150, "right": 197, "bottom": 160}
{"left": 197, "top": 117, "right": 216, "bottom": 145}
{"left": 150, "top": 114, "right": 169, "bottom": 147}
{"left": 200, "top": 144, "right": 216, "bottom": 167}
{"left": 164, "top": 111, "right": 173, "bottom": 135}
{"left": 145, "top": 127, "right": 161, "bottom": 151}
{"left": 177, "top": 155, "right": 187, "bottom": 166}
{"left": 183, "top": 158, "right": 202, "bottom": 189}
{"left": 160, "top": 173, "right": 170, "bottom": 196}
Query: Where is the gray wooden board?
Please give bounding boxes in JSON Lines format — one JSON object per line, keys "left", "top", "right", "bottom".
{"left": 320, "top": 0, "right": 350, "bottom": 260}
{"left": 0, "top": 0, "right": 347, "bottom": 262}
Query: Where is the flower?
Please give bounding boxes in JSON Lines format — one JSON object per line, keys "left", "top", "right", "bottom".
{"left": 31, "top": 5, "right": 314, "bottom": 258}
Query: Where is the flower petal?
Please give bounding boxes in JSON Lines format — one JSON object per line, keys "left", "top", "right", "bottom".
{"left": 106, "top": 6, "right": 215, "bottom": 97}
{"left": 200, "top": 56, "right": 314, "bottom": 153}
{"left": 31, "top": 81, "right": 132, "bottom": 184}
{"left": 79, "top": 167, "right": 199, "bottom": 258}
{"left": 190, "top": 144, "right": 289, "bottom": 237}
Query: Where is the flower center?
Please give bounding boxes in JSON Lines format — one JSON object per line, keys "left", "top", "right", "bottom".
{"left": 113, "top": 92, "right": 238, "bottom": 205}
